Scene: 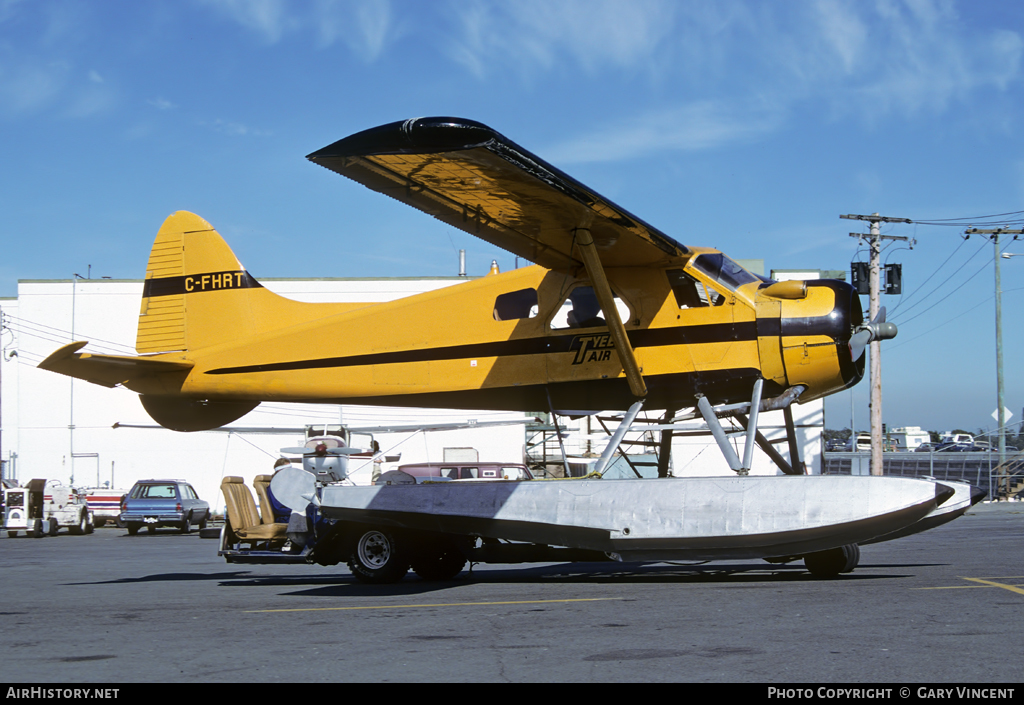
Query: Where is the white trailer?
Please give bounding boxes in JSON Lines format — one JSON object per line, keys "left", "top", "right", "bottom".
{"left": 891, "top": 426, "right": 931, "bottom": 451}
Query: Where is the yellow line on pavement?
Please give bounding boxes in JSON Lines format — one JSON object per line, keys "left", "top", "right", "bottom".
{"left": 246, "top": 597, "right": 624, "bottom": 614}
{"left": 959, "top": 576, "right": 1024, "bottom": 596}
{"left": 913, "top": 576, "right": 1024, "bottom": 594}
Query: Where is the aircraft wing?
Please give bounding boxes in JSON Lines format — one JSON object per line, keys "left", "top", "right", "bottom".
{"left": 307, "top": 117, "right": 689, "bottom": 271}
{"left": 38, "top": 342, "right": 193, "bottom": 388}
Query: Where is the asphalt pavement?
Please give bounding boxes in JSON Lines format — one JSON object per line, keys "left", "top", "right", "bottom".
{"left": 1, "top": 502, "right": 1022, "bottom": 684}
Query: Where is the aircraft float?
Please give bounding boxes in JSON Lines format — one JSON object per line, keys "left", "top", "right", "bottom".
{"left": 39, "top": 117, "right": 977, "bottom": 582}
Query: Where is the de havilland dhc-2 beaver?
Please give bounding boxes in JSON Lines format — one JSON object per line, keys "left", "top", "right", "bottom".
{"left": 39, "top": 117, "right": 979, "bottom": 582}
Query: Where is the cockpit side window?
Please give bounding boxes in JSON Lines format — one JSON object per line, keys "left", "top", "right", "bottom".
{"left": 667, "top": 269, "right": 723, "bottom": 308}
{"left": 690, "top": 253, "right": 760, "bottom": 291}
{"left": 493, "top": 288, "right": 539, "bottom": 321}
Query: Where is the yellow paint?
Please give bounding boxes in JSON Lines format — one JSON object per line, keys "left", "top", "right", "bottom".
{"left": 39, "top": 211, "right": 862, "bottom": 429}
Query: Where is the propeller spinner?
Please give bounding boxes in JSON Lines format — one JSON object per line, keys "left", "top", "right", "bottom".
{"left": 849, "top": 306, "right": 898, "bottom": 361}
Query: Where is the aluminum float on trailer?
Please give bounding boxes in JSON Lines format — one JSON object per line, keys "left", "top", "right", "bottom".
{"left": 859, "top": 479, "right": 985, "bottom": 546}
{"left": 318, "top": 475, "right": 954, "bottom": 563}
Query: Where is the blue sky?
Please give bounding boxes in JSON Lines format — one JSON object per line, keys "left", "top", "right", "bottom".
{"left": 2, "top": 0, "right": 1023, "bottom": 435}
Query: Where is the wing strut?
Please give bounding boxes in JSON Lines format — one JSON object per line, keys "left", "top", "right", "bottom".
{"left": 574, "top": 228, "right": 647, "bottom": 399}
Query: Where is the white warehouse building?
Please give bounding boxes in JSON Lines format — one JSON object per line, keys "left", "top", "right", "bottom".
{"left": 0, "top": 276, "right": 534, "bottom": 506}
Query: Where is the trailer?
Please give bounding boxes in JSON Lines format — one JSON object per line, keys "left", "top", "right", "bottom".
{"left": 218, "top": 465, "right": 962, "bottom": 581}
{"left": 84, "top": 488, "right": 130, "bottom": 528}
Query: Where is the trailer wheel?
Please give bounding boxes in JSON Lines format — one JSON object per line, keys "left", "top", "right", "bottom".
{"left": 804, "top": 544, "right": 860, "bottom": 578}
{"left": 411, "top": 540, "right": 467, "bottom": 581}
{"left": 348, "top": 528, "right": 409, "bottom": 584}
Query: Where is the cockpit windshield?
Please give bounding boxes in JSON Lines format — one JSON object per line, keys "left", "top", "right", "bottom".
{"left": 690, "top": 253, "right": 760, "bottom": 292}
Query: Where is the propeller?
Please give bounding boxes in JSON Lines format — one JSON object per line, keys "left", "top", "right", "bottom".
{"left": 279, "top": 444, "right": 365, "bottom": 456}
{"left": 849, "top": 306, "right": 898, "bottom": 361}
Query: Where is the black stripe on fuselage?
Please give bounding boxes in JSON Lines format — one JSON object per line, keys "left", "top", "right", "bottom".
{"left": 142, "top": 271, "right": 263, "bottom": 298}
{"left": 204, "top": 321, "right": 758, "bottom": 376}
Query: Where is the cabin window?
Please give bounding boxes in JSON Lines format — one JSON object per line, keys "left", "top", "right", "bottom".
{"left": 493, "top": 288, "right": 538, "bottom": 321}
{"left": 666, "top": 269, "right": 723, "bottom": 307}
{"left": 550, "top": 286, "right": 630, "bottom": 329}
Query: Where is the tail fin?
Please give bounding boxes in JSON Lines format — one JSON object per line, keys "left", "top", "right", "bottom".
{"left": 137, "top": 211, "right": 285, "bottom": 354}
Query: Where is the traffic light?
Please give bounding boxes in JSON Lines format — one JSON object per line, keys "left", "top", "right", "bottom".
{"left": 885, "top": 264, "right": 902, "bottom": 295}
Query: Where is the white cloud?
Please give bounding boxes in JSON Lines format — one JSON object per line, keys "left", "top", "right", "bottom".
{"left": 0, "top": 59, "right": 70, "bottom": 116}
{"left": 544, "top": 101, "right": 785, "bottom": 165}
{"left": 314, "top": 0, "right": 396, "bottom": 61}
{"left": 198, "top": 0, "right": 298, "bottom": 44}
{"left": 198, "top": 0, "right": 397, "bottom": 60}
{"left": 445, "top": 0, "right": 678, "bottom": 79}
{"left": 203, "top": 118, "right": 271, "bottom": 137}
{"left": 148, "top": 97, "right": 176, "bottom": 111}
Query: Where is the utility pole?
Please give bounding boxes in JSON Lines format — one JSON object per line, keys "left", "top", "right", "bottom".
{"left": 966, "top": 228, "right": 1023, "bottom": 491}
{"left": 842, "top": 213, "right": 911, "bottom": 476}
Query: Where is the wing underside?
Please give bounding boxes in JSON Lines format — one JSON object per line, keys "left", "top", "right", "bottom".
{"left": 307, "top": 117, "right": 688, "bottom": 271}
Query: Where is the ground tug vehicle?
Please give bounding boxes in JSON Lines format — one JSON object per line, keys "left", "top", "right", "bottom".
{"left": 4, "top": 479, "right": 94, "bottom": 537}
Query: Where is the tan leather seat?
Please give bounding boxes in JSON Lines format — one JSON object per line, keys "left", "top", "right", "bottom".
{"left": 252, "top": 474, "right": 279, "bottom": 525}
{"left": 220, "top": 476, "right": 287, "bottom": 544}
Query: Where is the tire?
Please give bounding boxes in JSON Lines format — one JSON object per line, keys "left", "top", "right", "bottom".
{"left": 31, "top": 519, "right": 44, "bottom": 538}
{"left": 7, "top": 531, "right": 17, "bottom": 538}
{"left": 85, "top": 513, "right": 95, "bottom": 534}
{"left": 180, "top": 516, "right": 191, "bottom": 534}
{"left": 347, "top": 528, "right": 410, "bottom": 584}
{"left": 71, "top": 512, "right": 87, "bottom": 535}
{"left": 410, "top": 540, "right": 467, "bottom": 581}
{"left": 127, "top": 522, "right": 141, "bottom": 536}
{"left": 48, "top": 518, "right": 59, "bottom": 536}
{"left": 804, "top": 544, "right": 860, "bottom": 578}
{"left": 198, "top": 514, "right": 207, "bottom": 531}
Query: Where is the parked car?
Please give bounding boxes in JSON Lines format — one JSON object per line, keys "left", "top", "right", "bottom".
{"left": 120, "top": 479, "right": 210, "bottom": 535}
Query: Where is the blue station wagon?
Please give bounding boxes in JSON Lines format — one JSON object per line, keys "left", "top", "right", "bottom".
{"left": 121, "top": 479, "right": 210, "bottom": 535}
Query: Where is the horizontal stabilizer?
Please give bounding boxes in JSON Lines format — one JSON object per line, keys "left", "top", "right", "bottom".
{"left": 37, "top": 342, "right": 193, "bottom": 388}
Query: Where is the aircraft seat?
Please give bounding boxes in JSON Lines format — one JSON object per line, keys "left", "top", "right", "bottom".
{"left": 220, "top": 476, "right": 287, "bottom": 544}
{"left": 252, "top": 474, "right": 278, "bottom": 525}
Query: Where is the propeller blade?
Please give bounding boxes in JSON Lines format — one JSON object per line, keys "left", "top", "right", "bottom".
{"left": 278, "top": 446, "right": 363, "bottom": 456}
{"left": 849, "top": 330, "right": 871, "bottom": 361}
{"left": 849, "top": 306, "right": 898, "bottom": 361}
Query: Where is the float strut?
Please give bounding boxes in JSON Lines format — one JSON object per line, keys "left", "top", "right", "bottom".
{"left": 595, "top": 400, "right": 645, "bottom": 476}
